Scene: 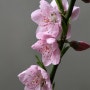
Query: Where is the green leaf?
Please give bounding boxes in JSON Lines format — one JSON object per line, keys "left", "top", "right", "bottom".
{"left": 35, "top": 55, "right": 47, "bottom": 71}
{"left": 52, "top": 82, "right": 55, "bottom": 90}
{"left": 61, "top": 45, "right": 70, "bottom": 58}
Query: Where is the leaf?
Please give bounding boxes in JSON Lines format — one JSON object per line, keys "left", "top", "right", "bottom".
{"left": 61, "top": 45, "right": 70, "bottom": 58}
{"left": 52, "top": 82, "right": 55, "bottom": 90}
{"left": 35, "top": 55, "right": 47, "bottom": 71}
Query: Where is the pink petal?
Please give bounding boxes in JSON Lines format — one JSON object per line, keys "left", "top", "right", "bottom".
{"left": 51, "top": 50, "right": 60, "bottom": 65}
{"left": 51, "top": 0, "right": 58, "bottom": 10}
{"left": 31, "top": 40, "right": 44, "bottom": 52}
{"left": 47, "top": 23, "right": 59, "bottom": 37}
{"left": 46, "top": 38, "right": 56, "bottom": 44}
{"left": 44, "top": 23, "right": 60, "bottom": 38}
{"left": 45, "top": 80, "right": 52, "bottom": 90}
{"left": 40, "top": 0, "right": 53, "bottom": 15}
{"left": 51, "top": 43, "right": 60, "bottom": 65}
{"left": 62, "top": 0, "right": 69, "bottom": 11}
{"left": 36, "top": 23, "right": 60, "bottom": 39}
{"left": 32, "top": 39, "right": 60, "bottom": 66}
{"left": 18, "top": 71, "right": 26, "bottom": 85}
{"left": 51, "top": 40, "right": 59, "bottom": 51}
{"left": 71, "top": 6, "right": 80, "bottom": 21}
{"left": 51, "top": 0, "right": 69, "bottom": 11}
{"left": 66, "top": 24, "right": 71, "bottom": 39}
{"left": 42, "top": 55, "right": 52, "bottom": 66}
{"left": 40, "top": 0, "right": 51, "bottom": 9}
{"left": 36, "top": 26, "right": 48, "bottom": 40}
{"left": 31, "top": 9, "right": 44, "bottom": 25}
{"left": 42, "top": 84, "right": 52, "bottom": 90}
{"left": 24, "top": 85, "right": 41, "bottom": 90}
{"left": 38, "top": 66, "right": 48, "bottom": 79}
{"left": 24, "top": 86, "right": 31, "bottom": 90}
{"left": 18, "top": 65, "right": 52, "bottom": 90}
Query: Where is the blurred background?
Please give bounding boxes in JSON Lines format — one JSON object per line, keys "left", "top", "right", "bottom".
{"left": 0, "top": 0, "right": 90, "bottom": 90}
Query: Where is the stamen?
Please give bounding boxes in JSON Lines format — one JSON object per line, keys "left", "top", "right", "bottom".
{"left": 50, "top": 13, "right": 57, "bottom": 22}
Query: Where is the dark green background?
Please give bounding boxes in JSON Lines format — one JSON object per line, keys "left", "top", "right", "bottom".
{"left": 0, "top": 0, "right": 90, "bottom": 90}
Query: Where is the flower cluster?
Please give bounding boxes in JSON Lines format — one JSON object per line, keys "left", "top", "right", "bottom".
{"left": 31, "top": 0, "right": 79, "bottom": 66}
{"left": 17, "top": 0, "right": 90, "bottom": 90}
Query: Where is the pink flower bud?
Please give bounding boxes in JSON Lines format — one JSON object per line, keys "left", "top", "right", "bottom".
{"left": 81, "top": 0, "right": 90, "bottom": 3}
{"left": 70, "top": 41, "right": 90, "bottom": 51}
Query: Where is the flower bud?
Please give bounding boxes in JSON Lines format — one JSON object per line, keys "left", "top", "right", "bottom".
{"left": 81, "top": 0, "right": 90, "bottom": 3}
{"left": 70, "top": 41, "right": 90, "bottom": 51}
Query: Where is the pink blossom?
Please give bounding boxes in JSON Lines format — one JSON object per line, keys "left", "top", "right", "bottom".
{"left": 18, "top": 65, "right": 52, "bottom": 90}
{"left": 31, "top": 38, "right": 60, "bottom": 66}
{"left": 51, "top": 0, "right": 80, "bottom": 21}
{"left": 31, "top": 0, "right": 62, "bottom": 39}
{"left": 51, "top": 0, "right": 68, "bottom": 11}
{"left": 51, "top": 0, "right": 80, "bottom": 39}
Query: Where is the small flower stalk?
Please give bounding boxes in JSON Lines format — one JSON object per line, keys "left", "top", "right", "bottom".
{"left": 18, "top": 0, "right": 90, "bottom": 90}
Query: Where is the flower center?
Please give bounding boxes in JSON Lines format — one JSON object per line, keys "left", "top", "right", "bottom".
{"left": 50, "top": 13, "right": 57, "bottom": 23}
{"left": 41, "top": 79, "right": 46, "bottom": 87}
{"left": 30, "top": 73, "right": 45, "bottom": 88}
{"left": 31, "top": 75, "right": 42, "bottom": 85}
{"left": 44, "top": 18, "right": 50, "bottom": 23}
{"left": 43, "top": 13, "right": 57, "bottom": 23}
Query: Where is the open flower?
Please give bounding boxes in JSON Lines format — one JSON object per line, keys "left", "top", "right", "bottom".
{"left": 31, "top": 38, "right": 60, "bottom": 66}
{"left": 51, "top": 0, "right": 80, "bottom": 39}
{"left": 51, "top": 0, "right": 80, "bottom": 21}
{"left": 31, "top": 0, "right": 62, "bottom": 39}
{"left": 18, "top": 65, "right": 52, "bottom": 90}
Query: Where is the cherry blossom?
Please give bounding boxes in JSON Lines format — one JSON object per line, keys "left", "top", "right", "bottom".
{"left": 18, "top": 65, "right": 52, "bottom": 90}
{"left": 51, "top": 0, "right": 80, "bottom": 21}
{"left": 31, "top": 0, "right": 62, "bottom": 39}
{"left": 51, "top": 0, "right": 80, "bottom": 39}
{"left": 31, "top": 38, "right": 60, "bottom": 66}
